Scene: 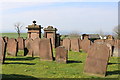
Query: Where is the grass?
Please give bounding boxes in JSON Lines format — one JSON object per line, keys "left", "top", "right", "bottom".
{"left": 0, "top": 33, "right": 27, "bottom": 39}
{"left": 2, "top": 50, "right": 120, "bottom": 79}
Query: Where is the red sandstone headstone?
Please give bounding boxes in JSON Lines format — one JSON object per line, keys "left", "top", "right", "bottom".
{"left": 70, "top": 38, "right": 80, "bottom": 52}
{"left": 32, "top": 38, "right": 40, "bottom": 57}
{"left": 113, "top": 40, "right": 120, "bottom": 57}
{"left": 24, "top": 38, "right": 33, "bottom": 56}
{"left": 81, "top": 39, "right": 91, "bottom": 53}
{"left": 0, "top": 37, "right": 6, "bottom": 64}
{"left": 39, "top": 38, "right": 53, "bottom": 61}
{"left": 7, "top": 38, "right": 18, "bottom": 56}
{"left": 94, "top": 39, "right": 105, "bottom": 43}
{"left": 63, "top": 38, "right": 71, "bottom": 51}
{"left": 84, "top": 43, "right": 110, "bottom": 77}
{"left": 55, "top": 46, "right": 68, "bottom": 63}
{"left": 17, "top": 37, "right": 25, "bottom": 50}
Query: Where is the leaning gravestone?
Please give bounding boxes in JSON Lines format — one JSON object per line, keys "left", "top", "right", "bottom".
{"left": 6, "top": 38, "right": 18, "bottom": 56}
{"left": 81, "top": 39, "right": 91, "bottom": 53}
{"left": 17, "top": 37, "right": 25, "bottom": 50}
{"left": 32, "top": 38, "right": 40, "bottom": 57}
{"left": 24, "top": 38, "right": 33, "bottom": 56}
{"left": 0, "top": 37, "right": 6, "bottom": 64}
{"left": 55, "top": 46, "right": 68, "bottom": 63}
{"left": 70, "top": 38, "right": 80, "bottom": 52}
{"left": 63, "top": 38, "right": 71, "bottom": 51}
{"left": 39, "top": 38, "right": 53, "bottom": 61}
{"left": 84, "top": 43, "right": 110, "bottom": 77}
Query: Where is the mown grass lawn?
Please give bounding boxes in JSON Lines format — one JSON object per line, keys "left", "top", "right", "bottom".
{"left": 1, "top": 50, "right": 120, "bottom": 79}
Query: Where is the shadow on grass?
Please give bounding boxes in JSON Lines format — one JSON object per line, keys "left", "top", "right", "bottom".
{"left": 106, "top": 70, "right": 120, "bottom": 76}
{"left": 108, "top": 62, "right": 120, "bottom": 65}
{"left": 67, "top": 60, "right": 82, "bottom": 64}
{"left": 2, "top": 74, "right": 39, "bottom": 80}
{"left": 4, "top": 62, "right": 35, "bottom": 65}
{"left": 5, "top": 57, "right": 36, "bottom": 61}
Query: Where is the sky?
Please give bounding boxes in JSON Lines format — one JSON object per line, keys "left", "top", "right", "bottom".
{"left": 0, "top": 1, "right": 119, "bottom": 35}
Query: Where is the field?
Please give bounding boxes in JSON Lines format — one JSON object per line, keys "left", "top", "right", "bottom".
{"left": 1, "top": 33, "right": 120, "bottom": 79}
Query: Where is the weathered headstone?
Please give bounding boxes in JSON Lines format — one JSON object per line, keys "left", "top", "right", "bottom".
{"left": 63, "top": 38, "right": 71, "bottom": 51}
{"left": 24, "top": 38, "right": 33, "bottom": 56}
{"left": 113, "top": 40, "right": 120, "bottom": 57}
{"left": 84, "top": 43, "right": 110, "bottom": 77}
{"left": 32, "top": 38, "right": 40, "bottom": 57}
{"left": 39, "top": 38, "right": 53, "bottom": 61}
{"left": 94, "top": 39, "right": 105, "bottom": 43}
{"left": 55, "top": 46, "right": 68, "bottom": 63}
{"left": 81, "top": 39, "right": 91, "bottom": 53}
{"left": 0, "top": 37, "right": 6, "bottom": 64}
{"left": 70, "top": 38, "right": 80, "bottom": 52}
{"left": 7, "top": 38, "right": 18, "bottom": 56}
{"left": 17, "top": 37, "right": 25, "bottom": 50}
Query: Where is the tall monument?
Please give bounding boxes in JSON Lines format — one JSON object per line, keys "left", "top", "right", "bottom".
{"left": 26, "top": 21, "right": 42, "bottom": 39}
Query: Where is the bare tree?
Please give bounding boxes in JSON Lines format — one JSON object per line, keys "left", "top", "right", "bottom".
{"left": 14, "top": 22, "right": 23, "bottom": 37}
{"left": 68, "top": 31, "right": 80, "bottom": 38}
{"left": 113, "top": 25, "right": 120, "bottom": 39}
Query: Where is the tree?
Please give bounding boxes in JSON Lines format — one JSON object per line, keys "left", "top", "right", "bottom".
{"left": 14, "top": 23, "right": 23, "bottom": 37}
{"left": 113, "top": 25, "right": 120, "bottom": 39}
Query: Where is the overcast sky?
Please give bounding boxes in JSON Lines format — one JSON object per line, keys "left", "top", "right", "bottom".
{"left": 0, "top": 1, "right": 118, "bottom": 34}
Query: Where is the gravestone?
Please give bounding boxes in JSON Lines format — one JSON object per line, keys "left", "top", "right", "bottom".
{"left": 84, "top": 43, "right": 110, "bottom": 77}
{"left": 7, "top": 38, "right": 18, "bottom": 56}
{"left": 81, "top": 39, "right": 91, "bottom": 53}
{"left": 39, "top": 38, "right": 53, "bottom": 61}
{"left": 17, "top": 37, "right": 25, "bottom": 50}
{"left": 70, "top": 38, "right": 79, "bottom": 52}
{"left": 24, "top": 38, "right": 33, "bottom": 56}
{"left": 113, "top": 40, "right": 120, "bottom": 57}
{"left": 0, "top": 37, "right": 6, "bottom": 64}
{"left": 63, "top": 38, "right": 71, "bottom": 51}
{"left": 55, "top": 46, "right": 68, "bottom": 63}
{"left": 32, "top": 38, "right": 40, "bottom": 57}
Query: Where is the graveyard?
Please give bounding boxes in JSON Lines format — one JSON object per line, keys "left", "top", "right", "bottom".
{"left": 0, "top": 21, "right": 120, "bottom": 79}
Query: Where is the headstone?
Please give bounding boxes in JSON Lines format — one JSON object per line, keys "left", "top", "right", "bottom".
{"left": 70, "top": 38, "right": 79, "bottom": 52}
{"left": 7, "top": 38, "right": 18, "bottom": 56}
{"left": 55, "top": 46, "right": 68, "bottom": 63}
{"left": 17, "top": 37, "right": 25, "bottom": 50}
{"left": 84, "top": 43, "right": 110, "bottom": 77}
{"left": 39, "top": 38, "right": 53, "bottom": 61}
{"left": 63, "top": 38, "right": 71, "bottom": 51}
{"left": 0, "top": 37, "right": 6, "bottom": 64}
{"left": 79, "top": 39, "right": 82, "bottom": 49}
{"left": 32, "top": 38, "right": 40, "bottom": 57}
{"left": 81, "top": 39, "right": 91, "bottom": 53}
{"left": 24, "top": 38, "right": 33, "bottom": 56}
{"left": 113, "top": 40, "right": 120, "bottom": 57}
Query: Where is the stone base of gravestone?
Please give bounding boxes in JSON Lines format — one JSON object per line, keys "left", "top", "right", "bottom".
{"left": 63, "top": 38, "right": 71, "bottom": 51}
{"left": 70, "top": 38, "right": 79, "bottom": 52}
{"left": 39, "top": 38, "right": 53, "bottom": 61}
{"left": 55, "top": 46, "right": 68, "bottom": 63}
{"left": 6, "top": 38, "right": 18, "bottom": 56}
{"left": 84, "top": 43, "right": 110, "bottom": 77}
